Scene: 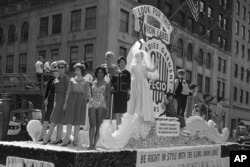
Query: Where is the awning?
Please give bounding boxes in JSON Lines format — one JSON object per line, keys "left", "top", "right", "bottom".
{"left": 239, "top": 120, "right": 250, "bottom": 126}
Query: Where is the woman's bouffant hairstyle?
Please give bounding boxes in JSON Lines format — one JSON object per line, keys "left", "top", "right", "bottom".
{"left": 117, "top": 56, "right": 127, "bottom": 65}
{"left": 73, "top": 62, "right": 86, "bottom": 76}
{"left": 94, "top": 66, "right": 107, "bottom": 78}
{"left": 57, "top": 60, "right": 68, "bottom": 69}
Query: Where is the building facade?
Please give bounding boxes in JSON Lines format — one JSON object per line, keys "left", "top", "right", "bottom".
{"left": 1, "top": 0, "right": 248, "bottom": 138}
{"left": 230, "top": 0, "right": 250, "bottom": 137}
{"left": 0, "top": 0, "right": 138, "bottom": 74}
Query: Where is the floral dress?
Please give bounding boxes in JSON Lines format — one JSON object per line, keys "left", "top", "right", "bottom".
{"left": 89, "top": 81, "right": 107, "bottom": 109}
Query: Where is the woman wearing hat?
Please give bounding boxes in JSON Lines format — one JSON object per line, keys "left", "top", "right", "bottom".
{"left": 37, "top": 61, "right": 58, "bottom": 142}
{"left": 62, "top": 62, "right": 90, "bottom": 146}
{"left": 42, "top": 60, "right": 69, "bottom": 145}
{"left": 174, "top": 69, "right": 191, "bottom": 117}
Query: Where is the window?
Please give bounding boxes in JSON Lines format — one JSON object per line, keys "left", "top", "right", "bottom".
{"left": 247, "top": 70, "right": 250, "bottom": 83}
{"left": 222, "top": 59, "right": 226, "bottom": 73}
{"left": 240, "top": 89, "right": 243, "bottom": 103}
{"left": 218, "top": 57, "right": 222, "bottom": 72}
{"left": 70, "top": 46, "right": 78, "bottom": 71}
{"left": 199, "top": 24, "right": 205, "bottom": 36}
{"left": 236, "top": 21, "right": 239, "bottom": 34}
{"left": 206, "top": 53, "right": 211, "bottom": 69}
{"left": 0, "top": 28, "right": 3, "bottom": 45}
{"left": 0, "top": 56, "right": 2, "bottom": 74}
{"left": 6, "top": 55, "right": 14, "bottom": 73}
{"left": 241, "top": 67, "right": 244, "bottom": 80}
{"left": 20, "top": 22, "right": 29, "bottom": 42}
{"left": 235, "top": 64, "right": 238, "bottom": 78}
{"left": 120, "top": 9, "right": 129, "bottom": 33}
{"left": 186, "top": 70, "right": 192, "bottom": 84}
{"left": 187, "top": 44, "right": 193, "bottom": 61}
{"left": 164, "top": 2, "right": 172, "bottom": 17}
{"left": 236, "top": 1, "right": 240, "bottom": 14}
{"left": 243, "top": 7, "right": 246, "bottom": 19}
{"left": 39, "top": 17, "right": 49, "bottom": 37}
{"left": 8, "top": 25, "right": 16, "bottom": 44}
{"left": 19, "top": 53, "right": 27, "bottom": 73}
{"left": 200, "top": 1, "right": 204, "bottom": 12}
{"left": 208, "top": 6, "right": 212, "bottom": 18}
{"left": 85, "top": 7, "right": 96, "bottom": 30}
{"left": 248, "top": 49, "right": 250, "bottom": 61}
{"left": 222, "top": 82, "right": 225, "bottom": 99}
{"left": 242, "top": 26, "right": 245, "bottom": 39}
{"left": 84, "top": 44, "right": 94, "bottom": 70}
{"left": 218, "top": 36, "right": 222, "bottom": 48}
{"left": 187, "top": 17, "right": 195, "bottom": 32}
{"left": 222, "top": 38, "right": 227, "bottom": 50}
{"left": 39, "top": 50, "right": 46, "bottom": 59}
{"left": 223, "top": 18, "right": 227, "bottom": 30}
{"left": 197, "top": 74, "right": 203, "bottom": 92}
{"left": 246, "top": 91, "right": 249, "bottom": 104}
{"left": 52, "top": 14, "right": 62, "bottom": 34}
{"left": 119, "top": 47, "right": 127, "bottom": 57}
{"left": 249, "top": 12, "right": 250, "bottom": 24}
{"left": 51, "top": 49, "right": 59, "bottom": 60}
{"left": 234, "top": 87, "right": 237, "bottom": 101}
{"left": 177, "top": 39, "right": 184, "bottom": 57}
{"left": 205, "top": 77, "right": 210, "bottom": 94}
{"left": 219, "top": 14, "right": 222, "bottom": 28}
{"left": 178, "top": 11, "right": 185, "bottom": 27}
{"left": 235, "top": 41, "right": 239, "bottom": 54}
{"left": 71, "top": 10, "right": 81, "bottom": 32}
{"left": 242, "top": 45, "right": 245, "bottom": 58}
{"left": 217, "top": 81, "right": 221, "bottom": 98}
{"left": 198, "top": 49, "right": 203, "bottom": 66}
{"left": 248, "top": 30, "right": 250, "bottom": 41}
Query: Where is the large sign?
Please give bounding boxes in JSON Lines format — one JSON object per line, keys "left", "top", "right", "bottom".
{"left": 136, "top": 145, "right": 224, "bottom": 167}
{"left": 129, "top": 5, "right": 174, "bottom": 117}
{"left": 133, "top": 5, "right": 173, "bottom": 44}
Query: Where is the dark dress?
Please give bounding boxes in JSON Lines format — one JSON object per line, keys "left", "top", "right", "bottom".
{"left": 44, "top": 77, "right": 55, "bottom": 121}
{"left": 50, "top": 75, "right": 69, "bottom": 123}
{"left": 111, "top": 69, "right": 131, "bottom": 114}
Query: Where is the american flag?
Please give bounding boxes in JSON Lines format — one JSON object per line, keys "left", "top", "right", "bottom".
{"left": 187, "top": 0, "right": 199, "bottom": 22}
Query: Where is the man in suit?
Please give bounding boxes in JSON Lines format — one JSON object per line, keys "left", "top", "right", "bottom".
{"left": 174, "top": 69, "right": 191, "bottom": 117}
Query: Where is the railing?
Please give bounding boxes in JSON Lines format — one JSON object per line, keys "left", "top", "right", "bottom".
{"left": 0, "top": 73, "right": 43, "bottom": 94}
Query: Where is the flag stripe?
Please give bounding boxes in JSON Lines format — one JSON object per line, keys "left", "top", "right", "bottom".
{"left": 187, "top": 0, "right": 199, "bottom": 21}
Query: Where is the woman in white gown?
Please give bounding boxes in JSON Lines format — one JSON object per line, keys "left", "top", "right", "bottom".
{"left": 100, "top": 50, "right": 159, "bottom": 149}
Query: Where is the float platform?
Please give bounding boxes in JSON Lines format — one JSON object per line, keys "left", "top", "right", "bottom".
{"left": 0, "top": 141, "right": 239, "bottom": 167}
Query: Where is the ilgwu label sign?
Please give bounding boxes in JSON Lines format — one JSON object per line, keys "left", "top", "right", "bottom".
{"left": 129, "top": 5, "right": 174, "bottom": 117}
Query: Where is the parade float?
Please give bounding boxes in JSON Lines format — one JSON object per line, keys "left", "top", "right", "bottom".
{"left": 0, "top": 5, "right": 239, "bottom": 167}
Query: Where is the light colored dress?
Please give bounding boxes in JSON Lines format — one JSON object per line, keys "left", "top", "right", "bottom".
{"left": 128, "top": 64, "right": 154, "bottom": 122}
{"left": 64, "top": 77, "right": 89, "bottom": 125}
{"left": 89, "top": 81, "right": 107, "bottom": 109}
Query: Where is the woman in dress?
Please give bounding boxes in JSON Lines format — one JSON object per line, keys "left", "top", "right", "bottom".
{"left": 61, "top": 62, "right": 90, "bottom": 146}
{"left": 111, "top": 56, "right": 131, "bottom": 127}
{"left": 37, "top": 61, "right": 58, "bottom": 142}
{"left": 42, "top": 60, "right": 69, "bottom": 145}
{"left": 100, "top": 49, "right": 159, "bottom": 149}
{"left": 88, "top": 66, "right": 110, "bottom": 150}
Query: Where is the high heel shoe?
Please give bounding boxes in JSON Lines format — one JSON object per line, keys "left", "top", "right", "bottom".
{"left": 61, "top": 140, "right": 71, "bottom": 146}
{"left": 51, "top": 139, "right": 62, "bottom": 145}
{"left": 41, "top": 139, "right": 51, "bottom": 145}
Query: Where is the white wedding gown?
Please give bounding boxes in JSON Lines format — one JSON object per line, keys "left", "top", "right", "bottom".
{"left": 100, "top": 64, "right": 155, "bottom": 149}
